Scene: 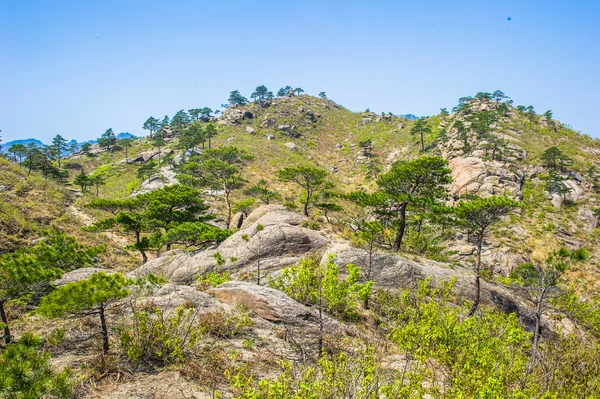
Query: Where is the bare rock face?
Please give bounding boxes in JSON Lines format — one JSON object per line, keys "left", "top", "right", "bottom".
{"left": 219, "top": 108, "right": 255, "bottom": 126}
{"left": 129, "top": 208, "right": 328, "bottom": 284}
{"left": 207, "top": 281, "right": 332, "bottom": 327}
{"left": 323, "top": 243, "right": 533, "bottom": 324}
{"left": 448, "top": 157, "right": 487, "bottom": 196}
{"left": 151, "top": 284, "right": 221, "bottom": 310}
{"left": 131, "top": 166, "right": 178, "bottom": 196}
{"left": 55, "top": 267, "right": 115, "bottom": 286}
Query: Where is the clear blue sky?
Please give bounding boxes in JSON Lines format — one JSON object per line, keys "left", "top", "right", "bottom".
{"left": 2, "top": 0, "right": 599, "bottom": 143}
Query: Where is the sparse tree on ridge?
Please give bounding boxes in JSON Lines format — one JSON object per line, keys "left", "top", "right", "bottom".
{"left": 178, "top": 146, "right": 254, "bottom": 229}
{"left": 8, "top": 144, "right": 26, "bottom": 168}
{"left": 410, "top": 117, "right": 432, "bottom": 152}
{"left": 440, "top": 108, "right": 449, "bottom": 121}
{"left": 227, "top": 90, "right": 248, "bottom": 107}
{"left": 277, "top": 86, "right": 293, "bottom": 97}
{"left": 277, "top": 166, "right": 329, "bottom": 217}
{"left": 143, "top": 117, "right": 160, "bottom": 139}
{"left": 319, "top": 92, "right": 327, "bottom": 99}
{"left": 51, "top": 134, "right": 68, "bottom": 168}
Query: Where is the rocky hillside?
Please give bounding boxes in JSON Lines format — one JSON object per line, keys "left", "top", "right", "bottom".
{"left": 2, "top": 91, "right": 600, "bottom": 398}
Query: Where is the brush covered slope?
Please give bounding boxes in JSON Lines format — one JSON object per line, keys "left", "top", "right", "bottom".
{"left": 2, "top": 90, "right": 600, "bottom": 398}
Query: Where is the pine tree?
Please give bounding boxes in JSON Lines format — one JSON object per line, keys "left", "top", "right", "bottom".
{"left": 351, "top": 156, "right": 452, "bottom": 251}
{"left": 38, "top": 272, "right": 132, "bottom": 354}
{"left": 178, "top": 146, "right": 254, "bottom": 229}
{"left": 452, "top": 196, "right": 520, "bottom": 316}
{"left": 277, "top": 166, "right": 329, "bottom": 217}
{"left": 51, "top": 134, "right": 68, "bottom": 168}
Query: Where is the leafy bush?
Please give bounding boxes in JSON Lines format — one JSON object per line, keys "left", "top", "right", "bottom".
{"left": 196, "top": 307, "right": 253, "bottom": 338}
{"left": 270, "top": 254, "right": 373, "bottom": 320}
{"left": 119, "top": 305, "right": 202, "bottom": 365}
{"left": 197, "top": 271, "right": 231, "bottom": 289}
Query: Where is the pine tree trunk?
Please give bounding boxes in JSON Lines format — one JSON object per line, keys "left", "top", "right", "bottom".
{"left": 468, "top": 230, "right": 484, "bottom": 316}
{"left": 393, "top": 203, "right": 408, "bottom": 252}
{"left": 529, "top": 288, "right": 546, "bottom": 370}
{"left": 0, "top": 300, "right": 11, "bottom": 344}
{"left": 225, "top": 190, "right": 232, "bottom": 229}
{"left": 99, "top": 304, "right": 109, "bottom": 354}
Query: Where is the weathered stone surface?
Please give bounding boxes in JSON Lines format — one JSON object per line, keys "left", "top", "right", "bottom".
{"left": 55, "top": 267, "right": 115, "bottom": 286}
{"left": 129, "top": 208, "right": 328, "bottom": 284}
{"left": 245, "top": 126, "right": 256, "bottom": 135}
{"left": 131, "top": 166, "right": 178, "bottom": 196}
{"left": 323, "top": 243, "right": 532, "bottom": 322}
{"left": 285, "top": 142, "right": 298, "bottom": 151}
{"left": 448, "top": 157, "right": 487, "bottom": 196}
{"left": 207, "top": 281, "right": 329, "bottom": 326}
{"left": 151, "top": 284, "right": 221, "bottom": 310}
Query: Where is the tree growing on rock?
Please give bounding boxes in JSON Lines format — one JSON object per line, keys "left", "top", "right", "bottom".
{"left": 38, "top": 272, "right": 133, "bottom": 354}
{"left": 143, "top": 117, "right": 160, "bottom": 139}
{"left": 351, "top": 156, "right": 452, "bottom": 252}
{"left": 98, "top": 128, "right": 117, "bottom": 152}
{"left": 452, "top": 196, "right": 520, "bottom": 316}
{"left": 277, "top": 86, "right": 293, "bottom": 97}
{"left": 293, "top": 87, "right": 305, "bottom": 96}
{"left": 178, "top": 146, "right": 254, "bottom": 229}
{"left": 277, "top": 166, "right": 329, "bottom": 217}
{"left": 542, "top": 146, "right": 572, "bottom": 172}
{"left": 242, "top": 223, "right": 265, "bottom": 285}
{"left": 227, "top": 90, "right": 248, "bottom": 107}
{"left": 319, "top": 92, "right": 327, "bottom": 99}
{"left": 440, "top": 108, "right": 449, "bottom": 121}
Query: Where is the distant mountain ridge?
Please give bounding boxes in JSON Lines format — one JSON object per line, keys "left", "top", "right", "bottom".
{"left": 1, "top": 132, "right": 137, "bottom": 153}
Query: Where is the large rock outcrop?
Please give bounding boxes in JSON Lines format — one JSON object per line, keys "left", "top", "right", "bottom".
{"left": 323, "top": 243, "right": 536, "bottom": 328}
{"left": 130, "top": 207, "right": 328, "bottom": 283}
{"left": 207, "top": 281, "right": 336, "bottom": 328}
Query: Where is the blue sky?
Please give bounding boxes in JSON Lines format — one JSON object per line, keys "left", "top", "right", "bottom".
{"left": 1, "top": 0, "right": 599, "bottom": 143}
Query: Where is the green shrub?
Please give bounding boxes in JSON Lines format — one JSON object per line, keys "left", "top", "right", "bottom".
{"left": 119, "top": 305, "right": 202, "bottom": 365}
{"left": 270, "top": 254, "right": 373, "bottom": 320}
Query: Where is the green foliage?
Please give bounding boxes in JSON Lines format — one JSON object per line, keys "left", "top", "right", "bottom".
{"left": 197, "top": 271, "right": 231, "bottom": 288}
{"left": 0, "top": 230, "right": 102, "bottom": 343}
{"left": 196, "top": 307, "right": 253, "bottom": 338}
{"left": 119, "top": 305, "right": 202, "bottom": 365}
{"left": 38, "top": 272, "right": 133, "bottom": 353}
{"left": 228, "top": 90, "right": 249, "bottom": 107}
{"left": 158, "top": 221, "right": 231, "bottom": 251}
{"left": 383, "top": 278, "right": 532, "bottom": 398}
{"left": 0, "top": 333, "right": 72, "bottom": 398}
{"left": 178, "top": 146, "right": 254, "bottom": 228}
{"left": 232, "top": 348, "right": 418, "bottom": 399}
{"left": 351, "top": 156, "right": 452, "bottom": 251}
{"left": 243, "top": 179, "right": 281, "bottom": 205}
{"left": 410, "top": 117, "right": 432, "bottom": 151}
{"left": 276, "top": 165, "right": 329, "bottom": 216}
{"left": 38, "top": 272, "right": 132, "bottom": 318}
{"left": 270, "top": 254, "right": 372, "bottom": 320}
{"left": 542, "top": 146, "right": 572, "bottom": 171}
{"left": 234, "top": 198, "right": 256, "bottom": 217}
